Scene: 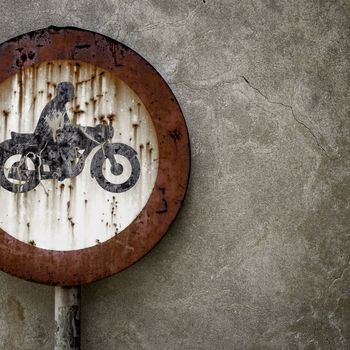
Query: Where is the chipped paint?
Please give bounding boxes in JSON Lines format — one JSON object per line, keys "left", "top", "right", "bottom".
{"left": 54, "top": 286, "right": 80, "bottom": 349}
{"left": 0, "top": 60, "right": 159, "bottom": 250}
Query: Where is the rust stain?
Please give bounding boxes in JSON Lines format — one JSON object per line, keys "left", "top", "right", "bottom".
{"left": 98, "top": 115, "right": 107, "bottom": 124}
{"left": 169, "top": 128, "right": 181, "bottom": 141}
{"left": 2, "top": 110, "right": 9, "bottom": 136}
{"left": 107, "top": 114, "right": 115, "bottom": 125}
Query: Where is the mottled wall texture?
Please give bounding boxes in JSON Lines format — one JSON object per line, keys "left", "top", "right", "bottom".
{"left": 0, "top": 0, "right": 349, "bottom": 349}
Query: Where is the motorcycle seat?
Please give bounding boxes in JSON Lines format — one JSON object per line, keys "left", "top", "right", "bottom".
{"left": 11, "top": 131, "right": 33, "bottom": 143}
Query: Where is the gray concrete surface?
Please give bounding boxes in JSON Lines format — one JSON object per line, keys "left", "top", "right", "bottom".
{"left": 0, "top": 0, "right": 349, "bottom": 349}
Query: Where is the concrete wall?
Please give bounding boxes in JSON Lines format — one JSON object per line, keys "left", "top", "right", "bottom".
{"left": 0, "top": 0, "right": 349, "bottom": 349}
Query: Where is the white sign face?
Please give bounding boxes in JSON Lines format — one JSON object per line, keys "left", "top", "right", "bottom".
{"left": 0, "top": 60, "right": 158, "bottom": 250}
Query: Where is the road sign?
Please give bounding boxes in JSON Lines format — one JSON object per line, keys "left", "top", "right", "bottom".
{"left": 0, "top": 27, "right": 190, "bottom": 285}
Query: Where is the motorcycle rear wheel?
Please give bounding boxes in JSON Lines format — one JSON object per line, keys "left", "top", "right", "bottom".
{"left": 91, "top": 143, "right": 140, "bottom": 193}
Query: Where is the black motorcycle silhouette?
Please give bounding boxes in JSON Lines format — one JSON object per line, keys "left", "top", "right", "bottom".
{"left": 0, "top": 82, "right": 140, "bottom": 193}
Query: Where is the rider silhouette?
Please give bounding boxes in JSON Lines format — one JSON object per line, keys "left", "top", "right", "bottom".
{"left": 34, "top": 82, "right": 75, "bottom": 180}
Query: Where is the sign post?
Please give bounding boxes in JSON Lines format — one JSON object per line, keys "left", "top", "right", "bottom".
{"left": 0, "top": 26, "right": 190, "bottom": 348}
{"left": 54, "top": 287, "right": 80, "bottom": 350}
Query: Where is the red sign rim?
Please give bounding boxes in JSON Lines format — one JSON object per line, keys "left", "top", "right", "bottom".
{"left": 0, "top": 26, "right": 190, "bottom": 285}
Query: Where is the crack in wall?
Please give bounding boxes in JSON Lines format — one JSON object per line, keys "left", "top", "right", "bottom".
{"left": 171, "top": 75, "right": 338, "bottom": 161}
{"left": 328, "top": 258, "right": 350, "bottom": 290}
{"left": 240, "top": 76, "right": 337, "bottom": 161}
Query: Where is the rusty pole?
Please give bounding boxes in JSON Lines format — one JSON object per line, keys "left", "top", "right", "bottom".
{"left": 54, "top": 286, "right": 81, "bottom": 350}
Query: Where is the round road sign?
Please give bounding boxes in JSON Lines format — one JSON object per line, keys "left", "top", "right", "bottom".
{"left": 0, "top": 27, "right": 190, "bottom": 285}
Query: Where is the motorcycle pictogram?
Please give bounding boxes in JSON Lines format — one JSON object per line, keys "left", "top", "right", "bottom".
{"left": 0, "top": 82, "right": 140, "bottom": 193}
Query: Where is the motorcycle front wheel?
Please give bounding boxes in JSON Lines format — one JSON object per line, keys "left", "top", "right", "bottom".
{"left": 90, "top": 143, "right": 141, "bottom": 193}
{"left": 0, "top": 141, "right": 40, "bottom": 193}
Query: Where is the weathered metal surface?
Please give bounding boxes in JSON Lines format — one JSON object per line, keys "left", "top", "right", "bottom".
{"left": 0, "top": 60, "right": 157, "bottom": 251}
{"left": 0, "top": 27, "right": 190, "bottom": 285}
{"left": 54, "top": 286, "right": 80, "bottom": 350}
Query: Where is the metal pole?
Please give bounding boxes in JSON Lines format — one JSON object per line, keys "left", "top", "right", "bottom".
{"left": 54, "top": 286, "right": 81, "bottom": 350}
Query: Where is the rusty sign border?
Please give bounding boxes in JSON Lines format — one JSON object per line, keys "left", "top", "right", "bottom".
{"left": 0, "top": 26, "right": 190, "bottom": 285}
